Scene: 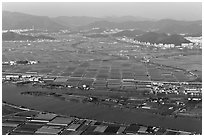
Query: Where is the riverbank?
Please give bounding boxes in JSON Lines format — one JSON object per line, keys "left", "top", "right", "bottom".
{"left": 3, "top": 102, "right": 197, "bottom": 135}
{"left": 2, "top": 83, "right": 202, "bottom": 133}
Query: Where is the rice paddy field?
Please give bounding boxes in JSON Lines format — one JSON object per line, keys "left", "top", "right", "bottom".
{"left": 2, "top": 33, "right": 201, "bottom": 83}
{"left": 152, "top": 54, "right": 201, "bottom": 70}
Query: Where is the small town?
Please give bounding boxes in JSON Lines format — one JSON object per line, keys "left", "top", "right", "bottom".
{"left": 117, "top": 36, "right": 202, "bottom": 50}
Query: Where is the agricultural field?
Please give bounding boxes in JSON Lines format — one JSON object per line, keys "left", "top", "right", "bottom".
{"left": 150, "top": 53, "right": 202, "bottom": 81}
{"left": 2, "top": 33, "right": 202, "bottom": 106}
{"left": 3, "top": 33, "right": 201, "bottom": 83}
{"left": 151, "top": 54, "right": 202, "bottom": 72}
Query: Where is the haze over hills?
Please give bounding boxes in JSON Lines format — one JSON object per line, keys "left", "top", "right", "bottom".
{"left": 2, "top": 11, "right": 67, "bottom": 31}
{"left": 81, "top": 19, "right": 202, "bottom": 35}
{"left": 52, "top": 16, "right": 102, "bottom": 28}
{"left": 3, "top": 11, "right": 154, "bottom": 29}
{"left": 52, "top": 15, "right": 153, "bottom": 28}
{"left": 2, "top": 11, "right": 202, "bottom": 36}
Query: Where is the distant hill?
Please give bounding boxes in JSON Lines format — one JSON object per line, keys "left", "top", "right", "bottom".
{"left": 184, "top": 32, "right": 202, "bottom": 37}
{"left": 52, "top": 16, "right": 101, "bottom": 28}
{"left": 2, "top": 11, "right": 67, "bottom": 30}
{"left": 20, "top": 29, "right": 48, "bottom": 34}
{"left": 81, "top": 28, "right": 107, "bottom": 34}
{"left": 155, "top": 19, "right": 202, "bottom": 34}
{"left": 134, "top": 32, "right": 191, "bottom": 45}
{"left": 103, "top": 16, "right": 154, "bottom": 22}
{"left": 81, "top": 19, "right": 201, "bottom": 35}
{"left": 3, "top": 11, "right": 153, "bottom": 30}
{"left": 81, "top": 21, "right": 119, "bottom": 30}
{"left": 35, "top": 35, "right": 55, "bottom": 40}
{"left": 3, "top": 11, "right": 202, "bottom": 35}
{"left": 112, "top": 29, "right": 146, "bottom": 38}
{"left": 52, "top": 16, "right": 153, "bottom": 28}
{"left": 83, "top": 28, "right": 146, "bottom": 38}
{"left": 85, "top": 33, "right": 109, "bottom": 38}
{"left": 2, "top": 31, "right": 55, "bottom": 41}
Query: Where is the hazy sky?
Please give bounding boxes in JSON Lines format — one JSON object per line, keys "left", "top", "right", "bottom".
{"left": 2, "top": 2, "right": 202, "bottom": 20}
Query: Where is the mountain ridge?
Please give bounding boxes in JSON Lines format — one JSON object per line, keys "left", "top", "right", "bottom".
{"left": 2, "top": 11, "right": 202, "bottom": 35}
{"left": 3, "top": 11, "right": 67, "bottom": 30}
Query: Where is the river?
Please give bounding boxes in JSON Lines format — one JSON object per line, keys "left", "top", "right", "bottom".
{"left": 2, "top": 83, "right": 201, "bottom": 133}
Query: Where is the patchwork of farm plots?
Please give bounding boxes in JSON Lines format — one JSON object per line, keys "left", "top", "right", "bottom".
{"left": 151, "top": 55, "right": 202, "bottom": 72}
{"left": 2, "top": 33, "right": 202, "bottom": 134}
{"left": 3, "top": 58, "right": 196, "bottom": 90}
{"left": 2, "top": 35, "right": 199, "bottom": 87}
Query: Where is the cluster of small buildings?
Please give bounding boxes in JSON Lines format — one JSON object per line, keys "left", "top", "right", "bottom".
{"left": 151, "top": 81, "right": 202, "bottom": 99}
{"left": 3, "top": 105, "right": 195, "bottom": 135}
{"left": 3, "top": 39, "right": 61, "bottom": 43}
{"left": 182, "top": 82, "right": 202, "bottom": 101}
{"left": 150, "top": 81, "right": 202, "bottom": 113}
{"left": 3, "top": 28, "right": 35, "bottom": 34}
{"left": 2, "top": 72, "right": 201, "bottom": 118}
{"left": 185, "top": 36, "right": 202, "bottom": 47}
{"left": 3, "top": 72, "right": 202, "bottom": 101}
{"left": 2, "top": 72, "right": 41, "bottom": 83}
{"left": 2, "top": 72, "right": 92, "bottom": 90}
{"left": 102, "top": 28, "right": 122, "bottom": 34}
{"left": 2, "top": 60, "right": 39, "bottom": 66}
{"left": 117, "top": 37, "right": 202, "bottom": 49}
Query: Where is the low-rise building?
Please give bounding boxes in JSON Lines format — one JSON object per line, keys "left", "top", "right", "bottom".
{"left": 5, "top": 75, "right": 19, "bottom": 80}
{"left": 67, "top": 124, "right": 81, "bottom": 131}
{"left": 94, "top": 125, "right": 108, "bottom": 133}
{"left": 48, "top": 116, "right": 74, "bottom": 126}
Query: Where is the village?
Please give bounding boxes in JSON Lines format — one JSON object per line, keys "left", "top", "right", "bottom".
{"left": 117, "top": 36, "right": 202, "bottom": 50}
